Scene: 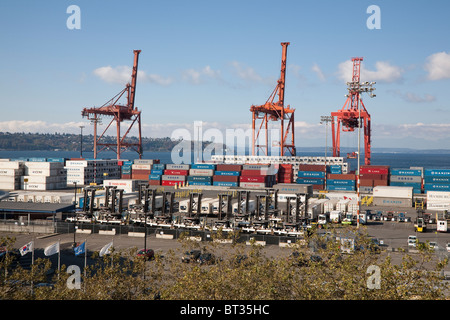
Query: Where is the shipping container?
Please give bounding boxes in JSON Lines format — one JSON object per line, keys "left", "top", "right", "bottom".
{"left": 166, "top": 164, "right": 190, "bottom": 170}
{"left": 390, "top": 175, "right": 422, "bottom": 183}
{"left": 373, "top": 179, "right": 389, "bottom": 186}
{"left": 133, "top": 159, "right": 155, "bottom": 165}
{"left": 296, "top": 178, "right": 324, "bottom": 185}
{"left": 188, "top": 181, "right": 212, "bottom": 186}
{"left": 360, "top": 165, "right": 390, "bottom": 175}
{"left": 214, "top": 171, "right": 240, "bottom": 176}
{"left": 424, "top": 184, "right": 450, "bottom": 192}
{"left": 327, "top": 185, "right": 356, "bottom": 191}
{"left": 189, "top": 169, "right": 214, "bottom": 176}
{"left": 151, "top": 169, "right": 164, "bottom": 175}
{"left": 272, "top": 183, "right": 313, "bottom": 194}
{"left": 327, "top": 173, "right": 356, "bottom": 180}
{"left": 213, "top": 175, "right": 239, "bottom": 183}
{"left": 297, "top": 171, "right": 326, "bottom": 178}
{"left": 187, "top": 176, "right": 212, "bottom": 182}
{"left": 152, "top": 164, "right": 166, "bottom": 170}
{"left": 424, "top": 176, "right": 450, "bottom": 183}
{"left": 191, "top": 163, "right": 216, "bottom": 170}
{"left": 164, "top": 169, "right": 189, "bottom": 176}
{"left": 149, "top": 180, "right": 161, "bottom": 186}
{"left": 216, "top": 164, "right": 242, "bottom": 172}
{"left": 240, "top": 176, "right": 267, "bottom": 183}
{"left": 239, "top": 182, "right": 266, "bottom": 188}
{"left": 213, "top": 181, "right": 238, "bottom": 187}
{"left": 298, "top": 164, "right": 326, "bottom": 171}
{"left": 424, "top": 169, "right": 450, "bottom": 176}
{"left": 161, "top": 175, "right": 186, "bottom": 182}
{"left": 373, "top": 186, "right": 413, "bottom": 199}
{"left": 149, "top": 174, "right": 162, "bottom": 180}
{"left": 372, "top": 197, "right": 413, "bottom": 207}
{"left": 326, "top": 179, "right": 355, "bottom": 186}
{"left": 390, "top": 169, "right": 422, "bottom": 176}
{"left": 426, "top": 191, "right": 450, "bottom": 202}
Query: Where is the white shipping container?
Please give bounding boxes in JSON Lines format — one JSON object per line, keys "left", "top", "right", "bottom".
{"left": 324, "top": 199, "right": 338, "bottom": 212}
{"left": 373, "top": 186, "right": 413, "bottom": 199}
{"left": 427, "top": 191, "right": 450, "bottom": 203}
{"left": 0, "top": 182, "right": 19, "bottom": 190}
{"left": 166, "top": 164, "right": 190, "bottom": 170}
{"left": 276, "top": 193, "right": 306, "bottom": 203}
{"left": 239, "top": 182, "right": 266, "bottom": 188}
{"left": 336, "top": 199, "right": 350, "bottom": 212}
{"left": 162, "top": 175, "right": 186, "bottom": 182}
{"left": 427, "top": 202, "right": 450, "bottom": 211}
{"left": 0, "top": 176, "right": 19, "bottom": 183}
{"left": 21, "top": 176, "right": 66, "bottom": 184}
{"left": 25, "top": 162, "right": 64, "bottom": 170}
{"left": 325, "top": 193, "right": 358, "bottom": 201}
{"left": 189, "top": 169, "right": 214, "bottom": 176}
{"left": 65, "top": 160, "right": 89, "bottom": 167}
{"left": 26, "top": 168, "right": 66, "bottom": 176}
{"left": 0, "top": 161, "right": 23, "bottom": 170}
{"left": 132, "top": 164, "right": 152, "bottom": 170}
{"left": 133, "top": 159, "right": 155, "bottom": 165}
{"left": 0, "top": 169, "right": 23, "bottom": 176}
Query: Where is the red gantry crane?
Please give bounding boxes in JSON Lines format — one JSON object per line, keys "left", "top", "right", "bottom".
{"left": 250, "top": 42, "right": 296, "bottom": 157}
{"left": 331, "top": 57, "right": 376, "bottom": 165}
{"left": 82, "top": 50, "right": 143, "bottom": 160}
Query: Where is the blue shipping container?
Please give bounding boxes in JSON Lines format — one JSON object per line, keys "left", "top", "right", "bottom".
{"left": 326, "top": 179, "right": 355, "bottom": 186}
{"left": 424, "top": 176, "right": 450, "bottom": 184}
{"left": 214, "top": 171, "right": 240, "bottom": 176}
{"left": 326, "top": 185, "right": 355, "bottom": 191}
{"left": 390, "top": 169, "right": 422, "bottom": 176}
{"left": 151, "top": 169, "right": 164, "bottom": 175}
{"left": 188, "top": 181, "right": 212, "bottom": 186}
{"left": 297, "top": 171, "right": 326, "bottom": 178}
{"left": 149, "top": 174, "right": 161, "bottom": 180}
{"left": 152, "top": 164, "right": 166, "bottom": 170}
{"left": 191, "top": 163, "right": 216, "bottom": 170}
{"left": 213, "top": 181, "right": 238, "bottom": 187}
{"left": 296, "top": 178, "right": 324, "bottom": 185}
{"left": 424, "top": 169, "right": 450, "bottom": 177}
{"left": 389, "top": 181, "right": 422, "bottom": 189}
{"left": 187, "top": 176, "right": 212, "bottom": 182}
{"left": 47, "top": 158, "right": 66, "bottom": 163}
{"left": 424, "top": 184, "right": 450, "bottom": 191}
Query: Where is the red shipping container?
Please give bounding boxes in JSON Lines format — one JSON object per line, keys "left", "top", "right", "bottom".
{"left": 132, "top": 174, "right": 151, "bottom": 180}
{"left": 149, "top": 180, "right": 161, "bottom": 186}
{"left": 359, "top": 173, "right": 383, "bottom": 180}
{"left": 327, "top": 174, "right": 356, "bottom": 180}
{"left": 373, "top": 179, "right": 388, "bottom": 186}
{"left": 360, "top": 168, "right": 389, "bottom": 175}
{"left": 164, "top": 169, "right": 188, "bottom": 175}
{"left": 240, "top": 176, "right": 267, "bottom": 183}
{"left": 213, "top": 175, "right": 239, "bottom": 182}
{"left": 132, "top": 169, "right": 151, "bottom": 175}
{"left": 161, "top": 180, "right": 183, "bottom": 186}
{"left": 359, "top": 179, "right": 374, "bottom": 187}
{"left": 299, "top": 164, "right": 326, "bottom": 171}
{"left": 241, "top": 170, "right": 275, "bottom": 176}
{"left": 312, "top": 184, "right": 325, "bottom": 190}
{"left": 216, "top": 164, "right": 242, "bottom": 172}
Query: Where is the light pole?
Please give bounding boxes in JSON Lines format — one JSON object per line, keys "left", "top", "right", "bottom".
{"left": 320, "top": 116, "right": 332, "bottom": 187}
{"left": 79, "top": 125, "right": 85, "bottom": 158}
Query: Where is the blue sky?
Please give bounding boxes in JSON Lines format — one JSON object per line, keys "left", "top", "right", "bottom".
{"left": 1, "top": 0, "right": 450, "bottom": 150}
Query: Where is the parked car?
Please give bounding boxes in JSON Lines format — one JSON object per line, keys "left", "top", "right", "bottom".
{"left": 446, "top": 243, "right": 450, "bottom": 253}
{"left": 408, "top": 235, "right": 417, "bottom": 247}
{"left": 137, "top": 249, "right": 155, "bottom": 260}
{"left": 429, "top": 242, "right": 437, "bottom": 251}
{"left": 197, "top": 252, "right": 217, "bottom": 265}
{"left": 181, "top": 250, "right": 201, "bottom": 263}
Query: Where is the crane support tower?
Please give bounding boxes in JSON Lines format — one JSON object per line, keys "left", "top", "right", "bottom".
{"left": 250, "top": 42, "right": 296, "bottom": 157}
{"left": 330, "top": 57, "right": 376, "bottom": 165}
{"left": 82, "top": 50, "right": 143, "bottom": 160}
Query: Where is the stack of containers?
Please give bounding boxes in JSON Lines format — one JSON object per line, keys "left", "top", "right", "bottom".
{"left": 65, "top": 159, "right": 120, "bottom": 186}
{"left": 296, "top": 164, "right": 326, "bottom": 190}
{"left": 131, "top": 160, "right": 153, "bottom": 180}
{"left": 372, "top": 186, "right": 413, "bottom": 207}
{"left": 423, "top": 169, "right": 450, "bottom": 193}
{"left": 188, "top": 163, "right": 215, "bottom": 186}
{"left": 358, "top": 165, "right": 389, "bottom": 190}
{"left": 162, "top": 164, "right": 189, "bottom": 186}
{"left": 121, "top": 160, "right": 133, "bottom": 179}
{"left": 21, "top": 160, "right": 67, "bottom": 190}
{"left": 0, "top": 160, "right": 23, "bottom": 190}
{"left": 326, "top": 170, "right": 356, "bottom": 192}
{"left": 389, "top": 168, "right": 423, "bottom": 194}
{"left": 278, "top": 164, "right": 293, "bottom": 184}
{"left": 240, "top": 164, "right": 277, "bottom": 188}
{"left": 213, "top": 164, "right": 241, "bottom": 187}
{"left": 149, "top": 163, "right": 165, "bottom": 186}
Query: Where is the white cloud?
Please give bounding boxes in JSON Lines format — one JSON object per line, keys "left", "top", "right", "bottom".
{"left": 389, "top": 90, "right": 436, "bottom": 103}
{"left": 229, "top": 61, "right": 274, "bottom": 86}
{"left": 425, "top": 51, "right": 450, "bottom": 80}
{"left": 311, "top": 63, "right": 326, "bottom": 81}
{"left": 93, "top": 65, "right": 174, "bottom": 86}
{"left": 0, "top": 121, "right": 88, "bottom": 134}
{"left": 182, "top": 65, "right": 222, "bottom": 85}
{"left": 337, "top": 60, "right": 403, "bottom": 83}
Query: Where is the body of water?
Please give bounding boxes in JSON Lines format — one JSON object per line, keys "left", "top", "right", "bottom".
{"left": 0, "top": 150, "right": 449, "bottom": 170}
